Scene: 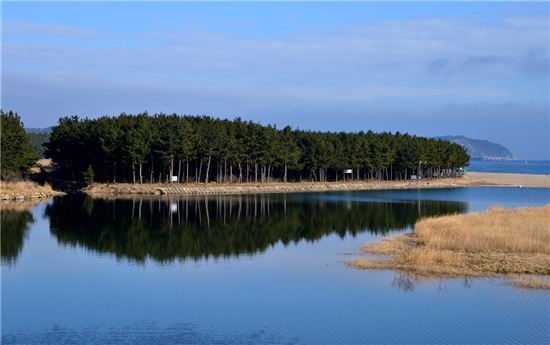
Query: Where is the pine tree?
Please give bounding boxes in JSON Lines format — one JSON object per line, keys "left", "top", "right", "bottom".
{"left": 44, "top": 112, "right": 470, "bottom": 183}
{"left": 1, "top": 110, "right": 36, "bottom": 180}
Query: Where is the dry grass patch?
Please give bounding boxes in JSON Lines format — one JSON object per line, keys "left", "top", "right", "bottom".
{"left": 349, "top": 205, "right": 550, "bottom": 289}
{"left": 0, "top": 181, "right": 63, "bottom": 202}
{"left": 0, "top": 181, "right": 55, "bottom": 194}
{"left": 415, "top": 206, "right": 550, "bottom": 255}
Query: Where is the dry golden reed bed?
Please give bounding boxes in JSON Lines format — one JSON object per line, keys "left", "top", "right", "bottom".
{"left": 0, "top": 181, "right": 63, "bottom": 202}
{"left": 0, "top": 181, "right": 54, "bottom": 193}
{"left": 350, "top": 205, "right": 550, "bottom": 289}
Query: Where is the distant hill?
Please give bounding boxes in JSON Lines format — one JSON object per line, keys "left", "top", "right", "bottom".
{"left": 26, "top": 127, "right": 52, "bottom": 134}
{"left": 26, "top": 128, "right": 51, "bottom": 158}
{"left": 436, "top": 135, "right": 514, "bottom": 160}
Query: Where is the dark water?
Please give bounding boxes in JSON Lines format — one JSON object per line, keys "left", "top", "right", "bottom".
{"left": 2, "top": 188, "right": 549, "bottom": 344}
{"left": 467, "top": 159, "right": 550, "bottom": 175}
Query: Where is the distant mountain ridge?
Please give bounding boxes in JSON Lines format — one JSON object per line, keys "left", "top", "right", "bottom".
{"left": 436, "top": 135, "right": 514, "bottom": 160}
{"left": 26, "top": 127, "right": 52, "bottom": 134}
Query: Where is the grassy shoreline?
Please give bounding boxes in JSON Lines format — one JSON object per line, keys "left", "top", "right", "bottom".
{"left": 349, "top": 205, "right": 550, "bottom": 289}
{"left": 0, "top": 181, "right": 65, "bottom": 202}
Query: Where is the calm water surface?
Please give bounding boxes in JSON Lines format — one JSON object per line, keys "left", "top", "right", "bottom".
{"left": 2, "top": 187, "right": 549, "bottom": 344}
{"left": 467, "top": 159, "right": 550, "bottom": 175}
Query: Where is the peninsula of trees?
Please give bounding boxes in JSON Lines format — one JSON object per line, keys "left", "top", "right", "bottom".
{"left": 45, "top": 113, "right": 470, "bottom": 184}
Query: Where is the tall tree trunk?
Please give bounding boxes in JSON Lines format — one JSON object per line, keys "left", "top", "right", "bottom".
{"left": 150, "top": 159, "right": 154, "bottom": 183}
{"left": 132, "top": 162, "right": 136, "bottom": 184}
{"left": 284, "top": 164, "right": 287, "bottom": 182}
{"left": 139, "top": 163, "right": 143, "bottom": 184}
{"left": 186, "top": 160, "right": 189, "bottom": 184}
{"left": 205, "top": 156, "right": 211, "bottom": 184}
{"left": 113, "top": 161, "right": 116, "bottom": 183}
{"left": 170, "top": 157, "right": 174, "bottom": 183}
{"left": 238, "top": 162, "right": 243, "bottom": 183}
{"left": 178, "top": 159, "right": 182, "bottom": 184}
{"left": 195, "top": 163, "right": 198, "bottom": 183}
{"left": 198, "top": 158, "right": 203, "bottom": 183}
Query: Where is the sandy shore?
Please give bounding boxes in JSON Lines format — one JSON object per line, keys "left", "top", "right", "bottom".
{"left": 83, "top": 172, "right": 549, "bottom": 196}
{"left": 465, "top": 172, "right": 550, "bottom": 188}
{"left": 84, "top": 178, "right": 474, "bottom": 196}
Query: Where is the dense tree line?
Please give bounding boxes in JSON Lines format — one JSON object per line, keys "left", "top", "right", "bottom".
{"left": 27, "top": 132, "right": 50, "bottom": 159}
{"left": 45, "top": 113, "right": 469, "bottom": 184}
{"left": 0, "top": 110, "right": 36, "bottom": 180}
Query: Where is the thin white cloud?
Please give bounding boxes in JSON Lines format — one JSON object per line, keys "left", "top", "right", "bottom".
{"left": 3, "top": 21, "right": 108, "bottom": 38}
{"left": 3, "top": 16, "right": 548, "bottom": 83}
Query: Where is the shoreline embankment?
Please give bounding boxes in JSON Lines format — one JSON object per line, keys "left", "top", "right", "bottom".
{"left": 83, "top": 177, "right": 474, "bottom": 196}
{"left": 83, "top": 172, "right": 549, "bottom": 196}
{"left": 2, "top": 172, "right": 547, "bottom": 201}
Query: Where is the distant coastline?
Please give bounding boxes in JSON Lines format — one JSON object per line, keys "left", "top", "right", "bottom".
{"left": 26, "top": 130, "right": 526, "bottom": 163}
{"left": 436, "top": 135, "right": 515, "bottom": 161}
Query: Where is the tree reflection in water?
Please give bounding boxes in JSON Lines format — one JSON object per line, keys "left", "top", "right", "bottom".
{"left": 1, "top": 207, "right": 35, "bottom": 266}
{"left": 44, "top": 194, "right": 467, "bottom": 264}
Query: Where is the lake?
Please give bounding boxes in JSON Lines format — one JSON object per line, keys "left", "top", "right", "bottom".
{"left": 2, "top": 187, "right": 549, "bottom": 344}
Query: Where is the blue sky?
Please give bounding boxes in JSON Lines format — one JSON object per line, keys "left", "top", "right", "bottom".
{"left": 2, "top": 2, "right": 549, "bottom": 159}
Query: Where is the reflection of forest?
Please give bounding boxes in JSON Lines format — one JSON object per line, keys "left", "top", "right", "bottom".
{"left": 1, "top": 208, "right": 34, "bottom": 265}
{"left": 45, "top": 195, "right": 467, "bottom": 263}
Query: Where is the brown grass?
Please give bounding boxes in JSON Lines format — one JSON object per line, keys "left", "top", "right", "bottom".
{"left": 415, "top": 206, "right": 550, "bottom": 254}
{"left": 350, "top": 205, "right": 550, "bottom": 289}
{"left": 0, "top": 181, "right": 55, "bottom": 193}
{"left": 0, "top": 181, "right": 63, "bottom": 202}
